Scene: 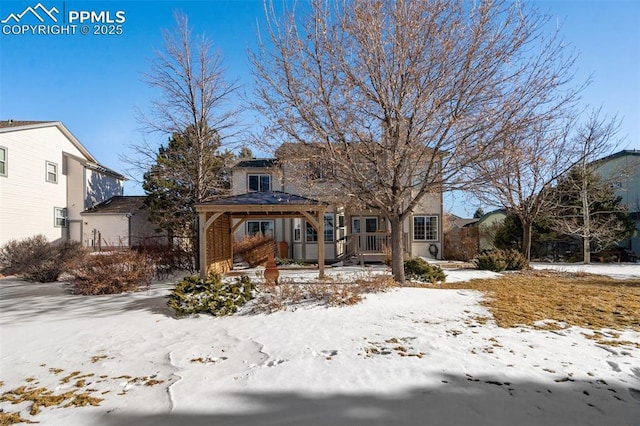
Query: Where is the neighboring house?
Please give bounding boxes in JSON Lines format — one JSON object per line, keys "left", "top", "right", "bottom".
{"left": 0, "top": 120, "right": 125, "bottom": 246}
{"left": 196, "top": 147, "right": 444, "bottom": 275}
{"left": 443, "top": 214, "right": 479, "bottom": 260}
{"left": 592, "top": 149, "right": 640, "bottom": 254}
{"left": 475, "top": 209, "right": 507, "bottom": 252}
{"left": 81, "top": 196, "right": 168, "bottom": 250}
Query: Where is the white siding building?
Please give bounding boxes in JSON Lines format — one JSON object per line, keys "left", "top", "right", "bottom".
{"left": 0, "top": 120, "right": 125, "bottom": 246}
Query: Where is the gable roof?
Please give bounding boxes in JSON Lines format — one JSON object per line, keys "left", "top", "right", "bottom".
{"left": 0, "top": 120, "right": 126, "bottom": 180}
{"left": 81, "top": 196, "right": 146, "bottom": 215}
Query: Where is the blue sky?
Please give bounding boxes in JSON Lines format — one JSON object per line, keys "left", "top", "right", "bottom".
{"left": 1, "top": 0, "right": 639, "bottom": 216}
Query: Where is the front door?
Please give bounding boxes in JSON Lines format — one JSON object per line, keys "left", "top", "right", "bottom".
{"left": 352, "top": 217, "right": 379, "bottom": 251}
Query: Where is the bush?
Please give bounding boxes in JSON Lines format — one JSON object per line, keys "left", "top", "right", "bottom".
{"left": 133, "top": 244, "right": 194, "bottom": 278}
{"left": 167, "top": 274, "right": 255, "bottom": 316}
{"left": 68, "top": 251, "right": 154, "bottom": 295}
{"left": 475, "top": 249, "right": 529, "bottom": 272}
{"left": 0, "top": 235, "right": 86, "bottom": 282}
{"left": 404, "top": 257, "right": 446, "bottom": 283}
{"left": 233, "top": 235, "right": 275, "bottom": 267}
{"left": 475, "top": 251, "right": 507, "bottom": 272}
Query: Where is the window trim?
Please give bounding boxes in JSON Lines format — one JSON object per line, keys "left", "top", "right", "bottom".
{"left": 54, "top": 207, "right": 67, "bottom": 228}
{"left": 0, "top": 146, "right": 7, "bottom": 177}
{"left": 246, "top": 219, "right": 275, "bottom": 238}
{"left": 413, "top": 215, "right": 439, "bottom": 241}
{"left": 46, "top": 161, "right": 58, "bottom": 184}
{"left": 305, "top": 213, "right": 335, "bottom": 243}
{"left": 247, "top": 173, "right": 271, "bottom": 192}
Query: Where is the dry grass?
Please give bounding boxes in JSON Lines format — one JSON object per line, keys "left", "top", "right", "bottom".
{"left": 439, "top": 270, "right": 640, "bottom": 333}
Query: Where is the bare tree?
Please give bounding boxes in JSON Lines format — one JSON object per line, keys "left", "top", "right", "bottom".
{"left": 128, "top": 12, "right": 240, "bottom": 198}
{"left": 469, "top": 110, "right": 619, "bottom": 261}
{"left": 124, "top": 12, "right": 240, "bottom": 266}
{"left": 251, "top": 0, "right": 580, "bottom": 282}
{"left": 546, "top": 112, "right": 632, "bottom": 263}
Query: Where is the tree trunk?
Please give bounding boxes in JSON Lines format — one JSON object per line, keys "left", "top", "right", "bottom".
{"left": 581, "top": 188, "right": 591, "bottom": 264}
{"left": 389, "top": 215, "right": 406, "bottom": 284}
{"left": 522, "top": 220, "right": 532, "bottom": 261}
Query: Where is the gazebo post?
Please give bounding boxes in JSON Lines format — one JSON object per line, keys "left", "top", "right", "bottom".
{"left": 318, "top": 207, "right": 326, "bottom": 278}
{"left": 199, "top": 212, "right": 207, "bottom": 278}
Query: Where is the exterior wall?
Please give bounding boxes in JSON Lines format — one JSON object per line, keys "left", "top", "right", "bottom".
{"left": 82, "top": 214, "right": 130, "bottom": 249}
{"left": 408, "top": 192, "right": 443, "bottom": 259}
{"left": 594, "top": 153, "right": 640, "bottom": 210}
{"left": 129, "top": 212, "right": 168, "bottom": 246}
{"left": 0, "top": 126, "right": 86, "bottom": 245}
{"left": 231, "top": 166, "right": 283, "bottom": 195}
{"left": 594, "top": 152, "right": 640, "bottom": 253}
{"left": 229, "top": 158, "right": 444, "bottom": 262}
{"left": 84, "top": 168, "right": 123, "bottom": 209}
{"left": 477, "top": 211, "right": 507, "bottom": 252}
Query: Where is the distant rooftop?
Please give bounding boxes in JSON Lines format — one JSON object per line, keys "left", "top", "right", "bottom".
{"left": 82, "top": 196, "right": 146, "bottom": 215}
{"left": 0, "top": 120, "right": 55, "bottom": 128}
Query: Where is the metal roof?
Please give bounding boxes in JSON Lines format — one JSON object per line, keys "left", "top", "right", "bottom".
{"left": 198, "top": 191, "right": 324, "bottom": 206}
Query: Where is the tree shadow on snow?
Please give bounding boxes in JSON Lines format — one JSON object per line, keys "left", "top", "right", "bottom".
{"left": 97, "top": 373, "right": 640, "bottom": 426}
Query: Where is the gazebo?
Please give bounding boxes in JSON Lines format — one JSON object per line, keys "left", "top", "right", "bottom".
{"left": 195, "top": 191, "right": 328, "bottom": 278}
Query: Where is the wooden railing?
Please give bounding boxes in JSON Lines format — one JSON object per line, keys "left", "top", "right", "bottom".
{"left": 346, "top": 232, "right": 390, "bottom": 254}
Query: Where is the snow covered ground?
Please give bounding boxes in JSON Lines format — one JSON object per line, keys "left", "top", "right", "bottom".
{"left": 1, "top": 264, "right": 639, "bottom": 425}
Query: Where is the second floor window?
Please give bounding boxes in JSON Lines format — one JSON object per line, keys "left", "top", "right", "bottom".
{"left": 248, "top": 174, "right": 271, "bottom": 192}
{"left": 0, "top": 146, "right": 6, "bottom": 176}
{"left": 46, "top": 161, "right": 58, "bottom": 183}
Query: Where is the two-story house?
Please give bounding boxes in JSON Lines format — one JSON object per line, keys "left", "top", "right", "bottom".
{"left": 0, "top": 120, "right": 126, "bottom": 247}
{"left": 592, "top": 149, "right": 640, "bottom": 254}
{"left": 195, "top": 145, "right": 444, "bottom": 276}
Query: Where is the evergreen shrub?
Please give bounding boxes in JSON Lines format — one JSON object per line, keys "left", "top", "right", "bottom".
{"left": 0, "top": 235, "right": 86, "bottom": 282}
{"left": 404, "top": 257, "right": 446, "bottom": 283}
{"left": 168, "top": 274, "right": 255, "bottom": 316}
{"left": 475, "top": 249, "right": 529, "bottom": 272}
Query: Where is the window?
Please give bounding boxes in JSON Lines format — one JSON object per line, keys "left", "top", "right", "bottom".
{"left": 247, "top": 220, "right": 274, "bottom": 238}
{"left": 46, "top": 161, "right": 58, "bottom": 183}
{"left": 54, "top": 207, "right": 67, "bottom": 228}
{"left": 0, "top": 146, "right": 6, "bottom": 176}
{"left": 305, "top": 214, "right": 335, "bottom": 242}
{"left": 413, "top": 216, "right": 438, "bottom": 241}
{"left": 248, "top": 174, "right": 271, "bottom": 192}
{"left": 293, "top": 218, "right": 301, "bottom": 242}
{"left": 308, "top": 160, "right": 335, "bottom": 181}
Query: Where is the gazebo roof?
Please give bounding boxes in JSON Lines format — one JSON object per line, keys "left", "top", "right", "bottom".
{"left": 196, "top": 191, "right": 326, "bottom": 208}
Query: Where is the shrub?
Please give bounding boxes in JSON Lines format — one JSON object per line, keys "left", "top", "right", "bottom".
{"left": 233, "top": 235, "right": 275, "bottom": 267}
{"left": 167, "top": 274, "right": 255, "bottom": 316}
{"left": 133, "top": 244, "right": 194, "bottom": 279}
{"left": 404, "top": 257, "right": 446, "bottom": 283}
{"left": 475, "top": 251, "right": 507, "bottom": 272}
{"left": 68, "top": 250, "right": 154, "bottom": 295}
{"left": 0, "top": 235, "right": 86, "bottom": 282}
{"left": 251, "top": 273, "right": 396, "bottom": 313}
{"left": 444, "top": 228, "right": 478, "bottom": 261}
{"left": 504, "top": 248, "right": 529, "bottom": 270}
{"left": 475, "top": 249, "right": 529, "bottom": 272}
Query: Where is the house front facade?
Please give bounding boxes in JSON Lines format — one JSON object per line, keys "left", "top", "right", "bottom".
{"left": 227, "top": 153, "right": 444, "bottom": 265}
{"left": 0, "top": 120, "right": 125, "bottom": 246}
